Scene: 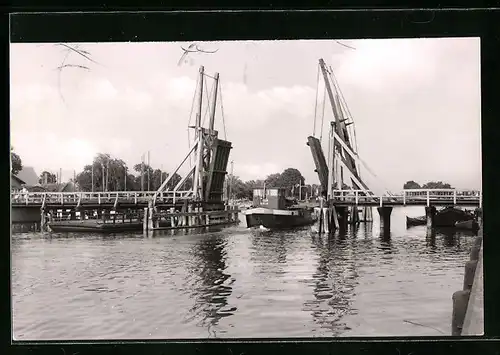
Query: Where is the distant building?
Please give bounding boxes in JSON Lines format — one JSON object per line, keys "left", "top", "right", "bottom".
{"left": 41, "top": 182, "right": 77, "bottom": 192}
{"left": 16, "top": 166, "right": 39, "bottom": 186}
{"left": 23, "top": 184, "right": 46, "bottom": 192}
{"left": 11, "top": 174, "right": 26, "bottom": 191}
{"left": 23, "top": 181, "right": 78, "bottom": 193}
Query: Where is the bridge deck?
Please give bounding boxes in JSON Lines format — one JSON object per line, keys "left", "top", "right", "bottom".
{"left": 11, "top": 189, "right": 481, "bottom": 208}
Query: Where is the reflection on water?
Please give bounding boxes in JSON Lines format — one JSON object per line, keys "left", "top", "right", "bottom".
{"left": 11, "top": 206, "right": 477, "bottom": 339}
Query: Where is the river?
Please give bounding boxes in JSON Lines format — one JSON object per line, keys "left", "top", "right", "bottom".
{"left": 11, "top": 206, "right": 477, "bottom": 340}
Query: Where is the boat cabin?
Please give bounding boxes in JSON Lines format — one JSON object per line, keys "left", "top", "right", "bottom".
{"left": 252, "top": 187, "right": 287, "bottom": 210}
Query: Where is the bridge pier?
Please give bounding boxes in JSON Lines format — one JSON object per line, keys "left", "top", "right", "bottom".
{"left": 426, "top": 206, "right": 437, "bottom": 229}
{"left": 377, "top": 206, "right": 393, "bottom": 233}
{"left": 336, "top": 206, "right": 349, "bottom": 230}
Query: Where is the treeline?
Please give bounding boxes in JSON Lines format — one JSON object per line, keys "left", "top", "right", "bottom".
{"left": 403, "top": 180, "right": 453, "bottom": 189}
{"left": 229, "top": 168, "right": 320, "bottom": 200}
{"left": 14, "top": 148, "right": 322, "bottom": 197}
{"left": 72, "top": 153, "right": 189, "bottom": 192}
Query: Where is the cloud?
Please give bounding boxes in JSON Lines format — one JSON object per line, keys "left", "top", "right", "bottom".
{"left": 9, "top": 39, "right": 481, "bottom": 190}
{"left": 236, "top": 162, "right": 281, "bottom": 181}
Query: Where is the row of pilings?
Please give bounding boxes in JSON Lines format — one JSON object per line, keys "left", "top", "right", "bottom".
{"left": 142, "top": 202, "right": 239, "bottom": 232}
{"left": 313, "top": 203, "right": 392, "bottom": 235}
{"left": 34, "top": 202, "right": 240, "bottom": 233}
{"left": 451, "top": 232, "right": 483, "bottom": 336}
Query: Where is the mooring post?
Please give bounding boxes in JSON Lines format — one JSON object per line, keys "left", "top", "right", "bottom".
{"left": 425, "top": 206, "right": 437, "bottom": 229}
{"left": 322, "top": 208, "right": 329, "bottom": 233}
{"left": 143, "top": 207, "right": 149, "bottom": 232}
{"left": 188, "top": 204, "right": 193, "bottom": 226}
{"left": 377, "top": 206, "right": 393, "bottom": 233}
{"left": 170, "top": 207, "right": 175, "bottom": 227}
{"left": 40, "top": 209, "right": 46, "bottom": 232}
{"left": 332, "top": 206, "right": 339, "bottom": 229}
{"left": 452, "top": 290, "right": 470, "bottom": 335}
{"left": 147, "top": 201, "right": 154, "bottom": 231}
{"left": 318, "top": 198, "right": 324, "bottom": 234}
{"left": 475, "top": 207, "right": 482, "bottom": 226}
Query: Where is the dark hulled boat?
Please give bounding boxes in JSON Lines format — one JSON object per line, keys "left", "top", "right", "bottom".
{"left": 48, "top": 219, "right": 143, "bottom": 233}
{"left": 406, "top": 206, "right": 478, "bottom": 229}
{"left": 406, "top": 216, "right": 427, "bottom": 227}
{"left": 243, "top": 187, "right": 316, "bottom": 229}
{"left": 434, "top": 206, "right": 476, "bottom": 227}
{"left": 455, "top": 219, "right": 479, "bottom": 231}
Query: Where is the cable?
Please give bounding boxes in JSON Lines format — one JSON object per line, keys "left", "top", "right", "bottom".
{"left": 187, "top": 75, "right": 200, "bottom": 168}
{"left": 319, "top": 84, "right": 326, "bottom": 141}
{"left": 202, "top": 75, "right": 215, "bottom": 128}
{"left": 218, "top": 79, "right": 228, "bottom": 140}
{"left": 312, "top": 63, "right": 320, "bottom": 137}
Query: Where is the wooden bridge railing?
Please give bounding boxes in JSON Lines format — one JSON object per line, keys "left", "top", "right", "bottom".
{"left": 330, "top": 189, "right": 481, "bottom": 207}
{"left": 11, "top": 190, "right": 195, "bottom": 206}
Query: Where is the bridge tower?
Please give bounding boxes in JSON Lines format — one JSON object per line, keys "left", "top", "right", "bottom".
{"left": 307, "top": 58, "right": 383, "bottom": 231}
{"left": 154, "top": 66, "right": 233, "bottom": 213}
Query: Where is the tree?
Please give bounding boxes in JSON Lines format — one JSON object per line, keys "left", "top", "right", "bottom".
{"left": 279, "top": 168, "right": 305, "bottom": 188}
{"left": 264, "top": 173, "right": 282, "bottom": 187}
{"left": 403, "top": 180, "right": 421, "bottom": 189}
{"left": 243, "top": 179, "right": 265, "bottom": 199}
{"left": 11, "top": 146, "right": 22, "bottom": 175}
{"left": 39, "top": 171, "right": 57, "bottom": 184}
{"left": 422, "top": 181, "right": 453, "bottom": 189}
{"left": 227, "top": 176, "right": 250, "bottom": 199}
{"left": 133, "top": 162, "right": 155, "bottom": 191}
{"left": 151, "top": 169, "right": 169, "bottom": 191}
{"left": 75, "top": 153, "right": 131, "bottom": 192}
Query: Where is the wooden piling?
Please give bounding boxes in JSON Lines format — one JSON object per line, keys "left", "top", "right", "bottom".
{"left": 188, "top": 205, "right": 193, "bottom": 226}
{"left": 425, "top": 206, "right": 437, "bottom": 229}
{"left": 322, "top": 208, "right": 329, "bottom": 233}
{"left": 170, "top": 207, "right": 175, "bottom": 227}
{"left": 332, "top": 206, "right": 339, "bottom": 229}
{"left": 143, "top": 207, "right": 149, "bottom": 232}
{"left": 350, "top": 206, "right": 359, "bottom": 225}
{"left": 148, "top": 207, "right": 154, "bottom": 231}
{"left": 40, "top": 209, "right": 46, "bottom": 232}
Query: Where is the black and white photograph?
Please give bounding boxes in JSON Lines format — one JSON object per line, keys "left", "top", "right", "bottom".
{"left": 10, "top": 37, "right": 482, "bottom": 340}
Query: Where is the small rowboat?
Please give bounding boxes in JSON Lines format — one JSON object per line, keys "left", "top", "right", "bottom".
{"left": 406, "top": 216, "right": 427, "bottom": 227}
{"left": 454, "top": 219, "right": 479, "bottom": 231}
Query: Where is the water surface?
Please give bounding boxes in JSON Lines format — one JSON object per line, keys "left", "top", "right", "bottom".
{"left": 11, "top": 206, "right": 476, "bottom": 339}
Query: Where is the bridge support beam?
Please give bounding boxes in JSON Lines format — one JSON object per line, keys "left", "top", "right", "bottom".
{"left": 426, "top": 206, "right": 437, "bottom": 229}
{"left": 377, "top": 206, "right": 393, "bottom": 233}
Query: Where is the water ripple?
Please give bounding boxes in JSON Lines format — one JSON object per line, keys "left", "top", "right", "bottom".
{"left": 12, "top": 206, "right": 476, "bottom": 339}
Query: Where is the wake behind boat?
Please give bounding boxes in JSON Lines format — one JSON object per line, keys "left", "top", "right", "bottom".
{"left": 243, "top": 187, "right": 316, "bottom": 229}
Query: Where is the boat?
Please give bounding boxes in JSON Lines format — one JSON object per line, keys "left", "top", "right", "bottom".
{"left": 406, "top": 216, "right": 427, "bottom": 227}
{"left": 405, "top": 207, "right": 478, "bottom": 229}
{"left": 434, "top": 206, "right": 475, "bottom": 227}
{"left": 454, "top": 219, "right": 479, "bottom": 231}
{"left": 243, "top": 187, "right": 317, "bottom": 229}
{"left": 48, "top": 219, "right": 143, "bottom": 233}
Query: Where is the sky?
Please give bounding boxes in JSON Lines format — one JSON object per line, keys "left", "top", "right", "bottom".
{"left": 10, "top": 38, "right": 481, "bottom": 192}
